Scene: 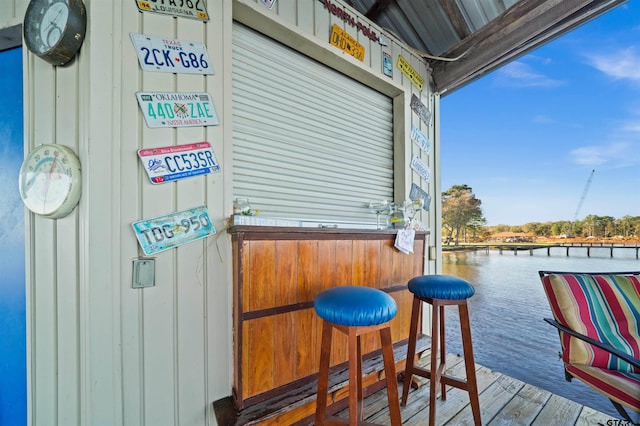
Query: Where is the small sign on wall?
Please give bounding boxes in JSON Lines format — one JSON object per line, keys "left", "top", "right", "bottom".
{"left": 383, "top": 52, "right": 393, "bottom": 77}
{"left": 410, "top": 183, "right": 432, "bottom": 211}
{"left": 135, "top": 0, "right": 210, "bottom": 21}
{"left": 329, "top": 24, "right": 365, "bottom": 62}
{"left": 136, "top": 92, "right": 219, "bottom": 128}
{"left": 130, "top": 33, "right": 214, "bottom": 75}
{"left": 410, "top": 155, "right": 430, "bottom": 182}
{"left": 410, "top": 94, "right": 432, "bottom": 126}
{"left": 410, "top": 126, "right": 431, "bottom": 153}
{"left": 138, "top": 142, "right": 221, "bottom": 184}
{"left": 397, "top": 55, "right": 424, "bottom": 91}
{"left": 132, "top": 206, "right": 216, "bottom": 255}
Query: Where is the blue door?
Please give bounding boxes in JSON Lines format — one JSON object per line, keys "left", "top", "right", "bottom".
{"left": 0, "top": 46, "right": 26, "bottom": 426}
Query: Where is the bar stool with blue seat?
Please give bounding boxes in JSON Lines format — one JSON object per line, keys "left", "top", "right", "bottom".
{"left": 401, "top": 275, "right": 481, "bottom": 426}
{"left": 314, "top": 285, "right": 402, "bottom": 426}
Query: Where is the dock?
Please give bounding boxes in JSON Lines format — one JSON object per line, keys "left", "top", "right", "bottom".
{"left": 331, "top": 352, "right": 621, "bottom": 426}
{"left": 214, "top": 346, "right": 624, "bottom": 425}
{"left": 445, "top": 243, "right": 640, "bottom": 258}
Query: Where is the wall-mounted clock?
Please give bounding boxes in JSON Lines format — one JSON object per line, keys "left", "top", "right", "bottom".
{"left": 18, "top": 144, "right": 82, "bottom": 219}
{"left": 23, "top": 0, "right": 87, "bottom": 66}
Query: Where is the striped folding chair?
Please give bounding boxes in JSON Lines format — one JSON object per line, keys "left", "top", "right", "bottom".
{"left": 538, "top": 271, "right": 640, "bottom": 422}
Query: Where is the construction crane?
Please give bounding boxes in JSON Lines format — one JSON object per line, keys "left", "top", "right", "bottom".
{"left": 573, "top": 169, "right": 595, "bottom": 222}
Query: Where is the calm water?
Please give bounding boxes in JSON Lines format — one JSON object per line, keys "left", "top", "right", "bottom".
{"left": 441, "top": 247, "right": 640, "bottom": 421}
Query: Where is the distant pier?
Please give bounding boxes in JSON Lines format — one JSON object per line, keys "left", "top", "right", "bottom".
{"left": 446, "top": 242, "right": 640, "bottom": 258}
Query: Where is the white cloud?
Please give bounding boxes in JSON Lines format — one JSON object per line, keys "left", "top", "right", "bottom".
{"left": 622, "top": 120, "right": 640, "bottom": 133}
{"left": 570, "top": 106, "right": 640, "bottom": 170}
{"left": 571, "top": 141, "right": 639, "bottom": 167}
{"left": 494, "top": 61, "right": 564, "bottom": 87}
{"left": 587, "top": 47, "right": 640, "bottom": 82}
{"left": 532, "top": 114, "right": 554, "bottom": 124}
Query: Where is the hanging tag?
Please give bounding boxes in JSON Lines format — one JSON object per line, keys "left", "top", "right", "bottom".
{"left": 395, "top": 228, "right": 415, "bottom": 254}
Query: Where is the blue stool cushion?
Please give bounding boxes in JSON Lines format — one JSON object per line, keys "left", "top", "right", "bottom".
{"left": 314, "top": 286, "right": 397, "bottom": 326}
{"left": 408, "top": 275, "right": 475, "bottom": 300}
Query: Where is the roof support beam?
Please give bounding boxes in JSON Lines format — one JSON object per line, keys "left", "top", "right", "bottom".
{"left": 364, "top": 0, "right": 397, "bottom": 21}
{"left": 429, "top": 0, "right": 626, "bottom": 95}
{"left": 438, "top": 0, "right": 472, "bottom": 39}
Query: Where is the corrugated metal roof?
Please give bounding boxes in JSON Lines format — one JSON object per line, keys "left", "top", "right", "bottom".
{"left": 346, "top": 0, "right": 628, "bottom": 95}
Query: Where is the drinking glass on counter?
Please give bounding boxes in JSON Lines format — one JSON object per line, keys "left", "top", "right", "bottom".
{"left": 368, "top": 200, "right": 389, "bottom": 230}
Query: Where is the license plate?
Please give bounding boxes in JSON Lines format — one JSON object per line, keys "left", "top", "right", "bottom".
{"left": 138, "top": 142, "right": 221, "bottom": 184}
{"left": 132, "top": 206, "right": 215, "bottom": 255}
{"left": 329, "top": 24, "right": 364, "bottom": 62}
{"left": 410, "top": 155, "right": 430, "bottom": 182}
{"left": 130, "top": 33, "right": 214, "bottom": 75}
{"left": 411, "top": 126, "right": 431, "bottom": 153}
{"left": 397, "top": 55, "right": 424, "bottom": 91}
{"left": 136, "top": 92, "right": 219, "bottom": 128}
{"left": 410, "top": 94, "right": 432, "bottom": 125}
{"left": 135, "top": 0, "right": 209, "bottom": 21}
{"left": 409, "top": 183, "right": 431, "bottom": 211}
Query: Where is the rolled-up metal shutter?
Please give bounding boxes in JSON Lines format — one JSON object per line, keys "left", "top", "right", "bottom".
{"left": 232, "top": 23, "right": 393, "bottom": 226}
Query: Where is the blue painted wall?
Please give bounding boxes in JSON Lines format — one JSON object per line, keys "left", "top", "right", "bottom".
{"left": 0, "top": 46, "right": 26, "bottom": 426}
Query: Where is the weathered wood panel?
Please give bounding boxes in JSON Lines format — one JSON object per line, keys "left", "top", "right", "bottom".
{"left": 232, "top": 227, "right": 428, "bottom": 407}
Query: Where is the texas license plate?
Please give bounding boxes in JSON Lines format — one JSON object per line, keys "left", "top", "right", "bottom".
{"left": 132, "top": 206, "right": 215, "bottom": 255}
{"left": 136, "top": 92, "right": 219, "bottom": 128}
{"left": 137, "top": 142, "right": 221, "bottom": 184}
{"left": 130, "top": 33, "right": 214, "bottom": 75}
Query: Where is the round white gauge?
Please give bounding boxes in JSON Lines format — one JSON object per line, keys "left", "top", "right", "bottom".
{"left": 40, "top": 2, "right": 69, "bottom": 50}
{"left": 18, "top": 144, "right": 82, "bottom": 219}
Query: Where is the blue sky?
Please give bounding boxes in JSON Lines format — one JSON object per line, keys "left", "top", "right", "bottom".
{"left": 441, "top": 0, "right": 640, "bottom": 226}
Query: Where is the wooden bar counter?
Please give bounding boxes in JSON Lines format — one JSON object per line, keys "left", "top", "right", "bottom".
{"left": 228, "top": 225, "right": 428, "bottom": 417}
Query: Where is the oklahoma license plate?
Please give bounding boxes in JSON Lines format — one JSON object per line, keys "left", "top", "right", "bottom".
{"left": 136, "top": 92, "right": 219, "bottom": 128}
{"left": 130, "top": 33, "right": 214, "bottom": 75}
{"left": 137, "top": 142, "right": 221, "bottom": 184}
{"left": 132, "top": 206, "right": 215, "bottom": 255}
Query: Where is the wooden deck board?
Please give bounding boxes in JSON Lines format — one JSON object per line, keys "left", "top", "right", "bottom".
{"left": 213, "top": 348, "right": 622, "bottom": 426}
{"left": 336, "top": 353, "right": 618, "bottom": 426}
{"left": 574, "top": 406, "right": 618, "bottom": 426}
{"left": 487, "top": 383, "right": 551, "bottom": 425}
{"left": 441, "top": 366, "right": 509, "bottom": 426}
{"left": 531, "top": 394, "right": 582, "bottom": 426}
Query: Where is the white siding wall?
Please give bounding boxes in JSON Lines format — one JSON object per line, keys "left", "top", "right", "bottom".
{"left": 8, "top": 0, "right": 440, "bottom": 424}
{"left": 0, "top": 0, "right": 22, "bottom": 27}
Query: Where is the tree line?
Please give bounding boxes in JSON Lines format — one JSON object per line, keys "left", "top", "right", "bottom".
{"left": 442, "top": 184, "right": 640, "bottom": 244}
